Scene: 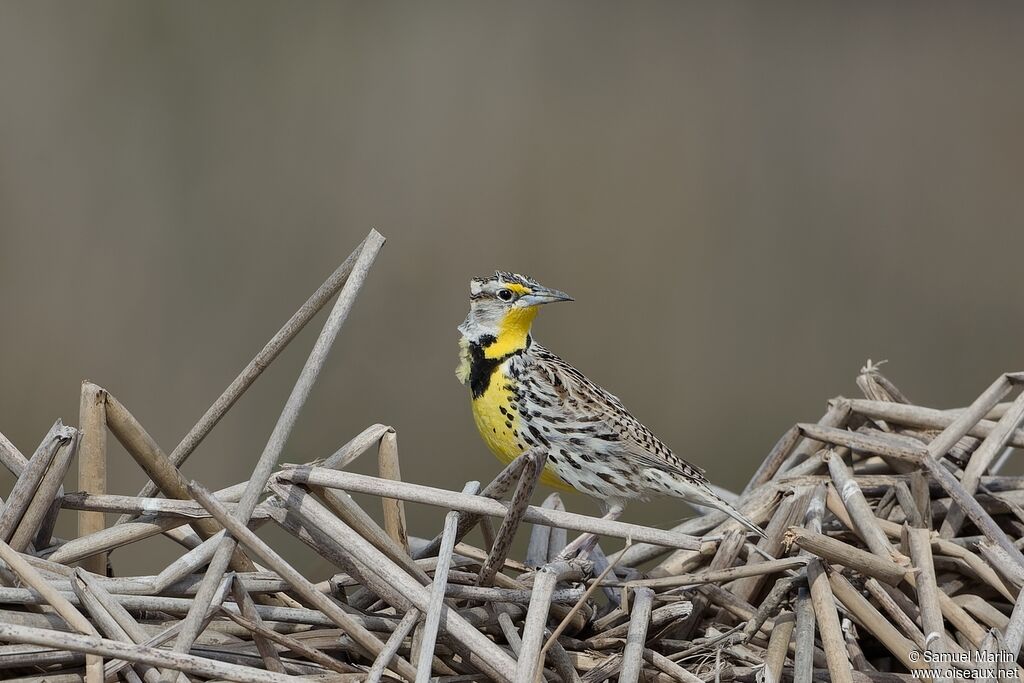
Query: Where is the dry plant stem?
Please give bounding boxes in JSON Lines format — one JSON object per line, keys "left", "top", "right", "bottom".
{"left": 0, "top": 420, "right": 71, "bottom": 542}
{"left": 218, "top": 608, "right": 355, "bottom": 675}
{"left": 1005, "top": 598, "right": 1024, "bottom": 662}
{"left": 414, "top": 453, "right": 530, "bottom": 560}
{"left": 264, "top": 484, "right": 516, "bottom": 682}
{"left": 526, "top": 496, "right": 555, "bottom": 567}
{"left": 11, "top": 430, "right": 80, "bottom": 552}
{"left": 618, "top": 587, "right": 654, "bottom": 683}
{"left": 622, "top": 556, "right": 806, "bottom": 589}
{"left": 921, "top": 455, "right": 1024, "bottom": 569}
{"left": 827, "top": 451, "right": 899, "bottom": 560}
{"left": 518, "top": 560, "right": 574, "bottom": 683}
{"left": 185, "top": 482, "right": 417, "bottom": 680}
{"left": 313, "top": 486, "right": 430, "bottom": 587}
{"left": 0, "top": 430, "right": 28, "bottom": 477}
{"left": 904, "top": 526, "right": 948, "bottom": 666}
{"left": 283, "top": 467, "right": 700, "bottom": 550}
{"left": 77, "top": 382, "right": 108, "bottom": 575}
{"left": 806, "top": 561, "right": 852, "bottom": 683}
{"left": 416, "top": 482, "right": 479, "bottom": 683}
{"left": 942, "top": 390, "right": 1024, "bottom": 538}
{"left": 230, "top": 577, "right": 285, "bottom": 674}
{"left": 850, "top": 399, "right": 1024, "bottom": 448}
{"left": 764, "top": 612, "right": 795, "bottom": 683}
{"left": 365, "top": 608, "right": 419, "bottom": 683}
{"left": 827, "top": 570, "right": 917, "bottom": 670}
{"left": 798, "top": 424, "right": 926, "bottom": 462}
{"left": 785, "top": 527, "right": 906, "bottom": 585}
{"left": 643, "top": 649, "right": 702, "bottom": 683}
{"left": 0, "top": 623, "right": 297, "bottom": 683}
{"left": 776, "top": 400, "right": 851, "bottom": 476}
{"left": 0, "top": 539, "right": 104, "bottom": 680}
{"left": 477, "top": 449, "right": 546, "bottom": 586}
{"left": 124, "top": 233, "right": 373, "bottom": 515}
{"left": 74, "top": 571, "right": 188, "bottom": 683}
{"left": 49, "top": 503, "right": 230, "bottom": 566}
{"left": 103, "top": 394, "right": 255, "bottom": 572}
{"left": 70, "top": 572, "right": 150, "bottom": 683}
{"left": 673, "top": 530, "right": 746, "bottom": 640}
{"left": 166, "top": 231, "right": 385, "bottom": 675}
{"left": 863, "top": 579, "right": 925, "bottom": 648}
{"left": 792, "top": 587, "right": 815, "bottom": 683}
{"left": 741, "top": 425, "right": 801, "bottom": 498}
{"left": 376, "top": 429, "right": 409, "bottom": 553}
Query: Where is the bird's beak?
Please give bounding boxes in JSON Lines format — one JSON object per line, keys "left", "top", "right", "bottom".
{"left": 518, "top": 286, "right": 574, "bottom": 307}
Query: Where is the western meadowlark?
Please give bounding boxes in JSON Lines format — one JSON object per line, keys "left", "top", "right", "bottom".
{"left": 456, "top": 271, "right": 766, "bottom": 540}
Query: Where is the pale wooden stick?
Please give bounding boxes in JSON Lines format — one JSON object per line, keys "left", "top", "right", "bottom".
{"left": 741, "top": 425, "right": 801, "bottom": 497}
{"left": 798, "top": 424, "right": 925, "bottom": 463}
{"left": 0, "top": 539, "right": 104, "bottom": 681}
{"left": 921, "top": 454, "right": 1024, "bottom": 569}
{"left": 11, "top": 429, "right": 80, "bottom": 552}
{"left": 850, "top": 398, "right": 1024, "bottom": 448}
{"left": 312, "top": 486, "right": 430, "bottom": 592}
{"left": 414, "top": 453, "right": 530, "bottom": 559}
{"left": 0, "top": 623, "right": 296, "bottom": 683}
{"left": 185, "top": 481, "right": 417, "bottom": 680}
{"left": 763, "top": 612, "right": 795, "bottom": 683}
{"left": 526, "top": 494, "right": 556, "bottom": 567}
{"left": 863, "top": 579, "right": 925, "bottom": 648}
{"left": 77, "top": 382, "right": 108, "bottom": 575}
{"left": 376, "top": 429, "right": 409, "bottom": 554}
{"left": 0, "top": 421, "right": 72, "bottom": 542}
{"left": 0, "top": 430, "right": 28, "bottom": 477}
{"left": 230, "top": 576, "right": 285, "bottom": 674}
{"left": 415, "top": 482, "right": 479, "bottom": 683}
{"left": 792, "top": 586, "right": 815, "bottom": 683}
{"left": 827, "top": 451, "right": 901, "bottom": 560}
{"left": 784, "top": 527, "right": 906, "bottom": 585}
{"left": 70, "top": 571, "right": 150, "bottom": 683}
{"left": 262, "top": 482, "right": 516, "bottom": 681}
{"left": 517, "top": 560, "right": 573, "bottom": 683}
{"left": 104, "top": 394, "right": 255, "bottom": 572}
{"left": 167, "top": 231, "right": 386, "bottom": 673}
{"left": 806, "top": 560, "right": 852, "bottom": 683}
{"left": 218, "top": 608, "right": 357, "bottom": 675}
{"left": 904, "top": 526, "right": 949, "bottom": 671}
{"left": 365, "top": 608, "right": 419, "bottom": 683}
{"left": 643, "top": 648, "right": 702, "bottom": 683}
{"left": 282, "top": 467, "right": 701, "bottom": 550}
{"left": 618, "top": 587, "right": 654, "bottom": 683}
{"left": 124, "top": 233, "right": 374, "bottom": 512}
{"left": 776, "top": 400, "right": 852, "bottom": 476}
{"left": 941, "top": 390, "right": 1024, "bottom": 538}
{"left": 620, "top": 556, "right": 806, "bottom": 589}
{"left": 828, "top": 569, "right": 917, "bottom": 670}
{"left": 477, "top": 449, "right": 546, "bottom": 586}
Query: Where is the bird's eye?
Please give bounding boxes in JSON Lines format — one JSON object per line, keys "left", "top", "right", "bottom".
{"left": 497, "top": 288, "right": 514, "bottom": 301}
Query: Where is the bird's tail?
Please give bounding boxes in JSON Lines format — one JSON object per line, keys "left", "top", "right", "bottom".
{"left": 707, "top": 496, "right": 768, "bottom": 540}
{"left": 643, "top": 468, "right": 768, "bottom": 539}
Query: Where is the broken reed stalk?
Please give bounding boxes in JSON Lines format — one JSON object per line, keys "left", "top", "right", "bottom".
{"left": 77, "top": 382, "right": 107, "bottom": 575}
{"left": 166, "top": 231, "right": 385, "bottom": 674}
{"left": 281, "top": 466, "right": 701, "bottom": 550}
{"left": 7, "top": 231, "right": 1024, "bottom": 682}
{"left": 122, "top": 231, "right": 374, "bottom": 516}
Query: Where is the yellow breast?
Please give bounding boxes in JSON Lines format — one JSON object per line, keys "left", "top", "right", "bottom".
{"left": 471, "top": 365, "right": 574, "bottom": 492}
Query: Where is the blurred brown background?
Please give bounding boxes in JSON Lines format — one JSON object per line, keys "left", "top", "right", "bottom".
{"left": 2, "top": 2, "right": 1023, "bottom": 577}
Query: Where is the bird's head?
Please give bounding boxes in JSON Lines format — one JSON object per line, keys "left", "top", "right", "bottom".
{"left": 458, "top": 271, "right": 572, "bottom": 358}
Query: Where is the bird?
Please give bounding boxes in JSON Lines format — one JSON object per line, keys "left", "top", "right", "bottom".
{"left": 455, "top": 271, "right": 766, "bottom": 542}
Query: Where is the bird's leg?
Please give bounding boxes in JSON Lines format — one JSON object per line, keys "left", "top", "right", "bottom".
{"left": 556, "top": 502, "right": 625, "bottom": 560}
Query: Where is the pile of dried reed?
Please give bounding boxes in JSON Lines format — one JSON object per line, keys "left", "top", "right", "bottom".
{"left": 1, "top": 230, "right": 1023, "bottom": 683}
